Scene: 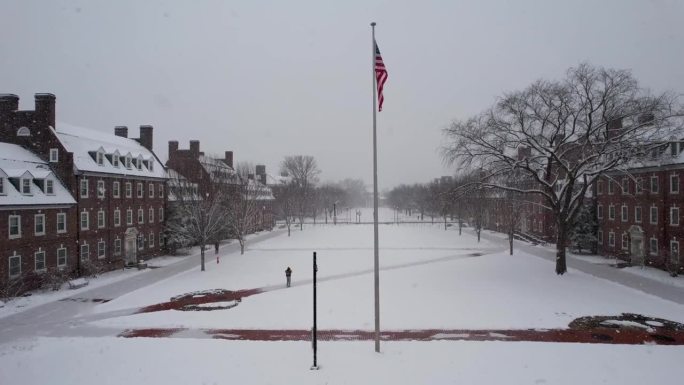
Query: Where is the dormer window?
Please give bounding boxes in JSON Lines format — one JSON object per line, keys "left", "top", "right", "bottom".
{"left": 0, "top": 178, "right": 4, "bottom": 195}
{"left": 96, "top": 151, "right": 104, "bottom": 166}
{"left": 112, "top": 154, "right": 120, "bottom": 168}
{"left": 149, "top": 161, "right": 154, "bottom": 172}
{"left": 21, "top": 178, "right": 31, "bottom": 194}
{"left": 125, "top": 156, "right": 132, "bottom": 169}
{"left": 46, "top": 179, "right": 54, "bottom": 195}
{"left": 137, "top": 155, "right": 143, "bottom": 170}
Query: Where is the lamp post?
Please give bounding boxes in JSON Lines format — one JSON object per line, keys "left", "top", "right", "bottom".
{"left": 333, "top": 201, "right": 337, "bottom": 225}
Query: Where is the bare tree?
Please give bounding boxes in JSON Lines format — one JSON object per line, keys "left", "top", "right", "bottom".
{"left": 444, "top": 63, "right": 683, "bottom": 274}
{"left": 272, "top": 180, "right": 297, "bottom": 236}
{"left": 280, "top": 155, "right": 321, "bottom": 230}
{"left": 165, "top": 173, "right": 227, "bottom": 271}
{"left": 224, "top": 163, "right": 272, "bottom": 254}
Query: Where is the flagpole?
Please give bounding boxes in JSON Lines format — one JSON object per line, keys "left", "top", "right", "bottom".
{"left": 371, "top": 21, "right": 381, "bottom": 353}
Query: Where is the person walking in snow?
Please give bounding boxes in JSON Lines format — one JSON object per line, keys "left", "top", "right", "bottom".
{"left": 285, "top": 267, "right": 292, "bottom": 287}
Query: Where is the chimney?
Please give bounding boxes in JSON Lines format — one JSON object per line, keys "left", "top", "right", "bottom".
{"left": 139, "top": 125, "right": 153, "bottom": 151}
{"left": 224, "top": 151, "right": 234, "bottom": 168}
{"left": 168, "top": 140, "right": 179, "bottom": 157}
{"left": 34, "top": 93, "right": 56, "bottom": 127}
{"left": 114, "top": 126, "right": 128, "bottom": 138}
{"left": 189, "top": 140, "right": 200, "bottom": 156}
{"left": 0, "top": 94, "right": 19, "bottom": 113}
{"left": 256, "top": 165, "right": 266, "bottom": 184}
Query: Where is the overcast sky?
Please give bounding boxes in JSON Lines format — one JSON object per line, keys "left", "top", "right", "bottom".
{"left": 2, "top": 0, "right": 683, "bottom": 190}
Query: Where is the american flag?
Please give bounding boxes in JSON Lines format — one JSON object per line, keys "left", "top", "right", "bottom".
{"left": 374, "top": 41, "right": 388, "bottom": 112}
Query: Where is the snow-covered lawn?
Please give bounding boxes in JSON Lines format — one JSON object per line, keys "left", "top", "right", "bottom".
{"left": 2, "top": 209, "right": 684, "bottom": 384}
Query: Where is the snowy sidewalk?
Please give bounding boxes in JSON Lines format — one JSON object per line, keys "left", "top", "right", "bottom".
{"left": 471, "top": 229, "right": 684, "bottom": 305}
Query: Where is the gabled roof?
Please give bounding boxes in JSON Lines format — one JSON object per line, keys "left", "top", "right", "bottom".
{"left": 0, "top": 142, "right": 76, "bottom": 206}
{"left": 198, "top": 154, "right": 236, "bottom": 182}
{"left": 55, "top": 122, "right": 166, "bottom": 179}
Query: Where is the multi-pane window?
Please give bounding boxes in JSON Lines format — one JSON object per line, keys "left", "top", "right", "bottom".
{"left": 57, "top": 247, "right": 67, "bottom": 267}
{"left": 149, "top": 183, "right": 154, "bottom": 198}
{"left": 621, "top": 205, "right": 628, "bottom": 222}
{"left": 651, "top": 176, "right": 659, "bottom": 193}
{"left": 9, "top": 215, "right": 21, "bottom": 238}
{"left": 57, "top": 213, "right": 66, "bottom": 233}
{"left": 98, "top": 241, "right": 106, "bottom": 259}
{"left": 159, "top": 207, "right": 164, "bottom": 222}
{"left": 650, "top": 238, "right": 658, "bottom": 256}
{"left": 608, "top": 232, "right": 615, "bottom": 247}
{"left": 114, "top": 209, "right": 121, "bottom": 227}
{"left": 80, "top": 211, "right": 89, "bottom": 230}
{"left": 607, "top": 180, "right": 614, "bottom": 195}
{"left": 159, "top": 184, "right": 164, "bottom": 198}
{"left": 596, "top": 181, "right": 603, "bottom": 195}
{"left": 671, "top": 240, "right": 680, "bottom": 261}
{"left": 149, "top": 207, "right": 154, "bottom": 223}
{"left": 149, "top": 232, "right": 154, "bottom": 248}
{"left": 622, "top": 233, "right": 628, "bottom": 250}
{"left": 138, "top": 235, "right": 145, "bottom": 250}
{"left": 126, "top": 156, "right": 132, "bottom": 169}
{"left": 671, "top": 207, "right": 680, "bottom": 226}
{"left": 0, "top": 178, "right": 4, "bottom": 194}
{"left": 125, "top": 182, "right": 132, "bottom": 198}
{"left": 621, "top": 178, "right": 629, "bottom": 195}
{"left": 671, "top": 174, "right": 680, "bottom": 194}
{"left": 80, "top": 178, "right": 88, "bottom": 198}
{"left": 49, "top": 148, "right": 59, "bottom": 162}
{"left": 127, "top": 209, "right": 133, "bottom": 225}
{"left": 651, "top": 206, "right": 658, "bottom": 224}
{"left": 597, "top": 231, "right": 603, "bottom": 244}
{"left": 138, "top": 208, "right": 144, "bottom": 224}
{"left": 608, "top": 205, "right": 615, "bottom": 220}
{"left": 35, "top": 249, "right": 46, "bottom": 271}
{"left": 9, "top": 254, "right": 21, "bottom": 278}
{"left": 159, "top": 232, "right": 164, "bottom": 247}
{"left": 597, "top": 205, "right": 603, "bottom": 219}
{"left": 46, "top": 179, "right": 54, "bottom": 195}
{"left": 98, "top": 210, "right": 106, "bottom": 228}
{"left": 22, "top": 178, "right": 31, "bottom": 194}
{"left": 635, "top": 207, "right": 642, "bottom": 223}
{"left": 113, "top": 181, "right": 120, "bottom": 198}
{"left": 34, "top": 214, "right": 45, "bottom": 235}
{"left": 80, "top": 243, "right": 89, "bottom": 261}
{"left": 137, "top": 183, "right": 143, "bottom": 198}
{"left": 112, "top": 155, "right": 119, "bottom": 168}
{"left": 114, "top": 239, "right": 122, "bottom": 255}
{"left": 636, "top": 178, "right": 644, "bottom": 194}
{"left": 97, "top": 180, "right": 105, "bottom": 198}
{"left": 96, "top": 151, "right": 104, "bottom": 166}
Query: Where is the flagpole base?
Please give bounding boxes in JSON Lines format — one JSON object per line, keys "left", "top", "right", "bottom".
{"left": 310, "top": 365, "right": 320, "bottom": 371}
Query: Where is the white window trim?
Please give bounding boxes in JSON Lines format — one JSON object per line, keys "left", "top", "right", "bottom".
{"left": 159, "top": 184, "right": 164, "bottom": 198}
{"left": 126, "top": 209, "right": 133, "bottom": 225}
{"left": 622, "top": 233, "right": 628, "bottom": 250}
{"left": 112, "top": 155, "right": 120, "bottom": 168}
{"left": 8, "top": 254, "right": 21, "bottom": 278}
{"left": 159, "top": 207, "right": 164, "bottom": 222}
{"left": 56, "top": 213, "right": 67, "bottom": 233}
{"left": 80, "top": 178, "right": 89, "bottom": 198}
{"left": 21, "top": 178, "right": 32, "bottom": 195}
{"left": 49, "top": 148, "right": 59, "bottom": 162}
{"left": 650, "top": 206, "right": 658, "bottom": 225}
{"left": 80, "top": 243, "right": 89, "bottom": 261}
{"left": 137, "top": 183, "right": 144, "bottom": 198}
{"left": 634, "top": 206, "right": 642, "bottom": 224}
{"left": 138, "top": 208, "right": 144, "bottom": 224}
{"left": 671, "top": 206, "right": 680, "bottom": 226}
{"left": 34, "top": 249, "right": 46, "bottom": 272}
{"left": 8, "top": 215, "right": 21, "bottom": 239}
{"left": 149, "top": 233, "right": 154, "bottom": 248}
{"left": 597, "top": 230, "right": 603, "bottom": 243}
{"left": 650, "top": 238, "right": 658, "bottom": 256}
{"left": 80, "top": 211, "right": 89, "bottom": 231}
{"left": 45, "top": 179, "right": 55, "bottom": 195}
{"left": 114, "top": 238, "right": 122, "bottom": 256}
{"left": 149, "top": 207, "right": 154, "bottom": 223}
{"left": 114, "top": 209, "right": 121, "bottom": 227}
{"left": 596, "top": 181, "right": 603, "bottom": 195}
{"left": 97, "top": 241, "right": 106, "bottom": 259}
{"left": 608, "top": 232, "right": 615, "bottom": 247}
{"left": 113, "top": 181, "right": 120, "bottom": 198}
{"left": 621, "top": 178, "right": 629, "bottom": 195}
{"left": 0, "top": 177, "right": 5, "bottom": 195}
{"left": 159, "top": 232, "right": 164, "bottom": 246}
{"left": 34, "top": 214, "right": 46, "bottom": 236}
{"left": 96, "top": 151, "right": 104, "bottom": 166}
{"left": 608, "top": 205, "right": 615, "bottom": 221}
{"left": 636, "top": 177, "right": 644, "bottom": 194}
{"left": 97, "top": 210, "right": 106, "bottom": 229}
{"left": 149, "top": 183, "right": 154, "bottom": 198}
{"left": 621, "top": 205, "right": 628, "bottom": 222}
{"left": 608, "top": 180, "right": 614, "bottom": 195}
{"left": 125, "top": 182, "right": 132, "bottom": 198}
{"left": 671, "top": 174, "right": 680, "bottom": 194}
{"left": 651, "top": 176, "right": 659, "bottom": 194}
{"left": 597, "top": 204, "right": 603, "bottom": 219}
{"left": 97, "top": 180, "right": 105, "bottom": 199}
{"left": 57, "top": 247, "right": 67, "bottom": 267}
{"left": 670, "top": 240, "right": 680, "bottom": 259}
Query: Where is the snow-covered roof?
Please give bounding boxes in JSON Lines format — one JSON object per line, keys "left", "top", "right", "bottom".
{"left": 166, "top": 168, "right": 199, "bottom": 202}
{"left": 246, "top": 178, "right": 274, "bottom": 201}
{"left": 0, "top": 143, "right": 76, "bottom": 207}
{"left": 55, "top": 123, "right": 166, "bottom": 179}
{"left": 266, "top": 173, "right": 291, "bottom": 186}
{"left": 198, "top": 155, "right": 236, "bottom": 182}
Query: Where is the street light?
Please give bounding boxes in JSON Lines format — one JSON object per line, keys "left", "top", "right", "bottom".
{"left": 333, "top": 201, "right": 338, "bottom": 225}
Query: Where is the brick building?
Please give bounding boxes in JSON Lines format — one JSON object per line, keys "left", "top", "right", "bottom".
{"left": 0, "top": 142, "right": 77, "bottom": 288}
{"left": 1, "top": 93, "right": 167, "bottom": 284}
{"left": 596, "top": 142, "right": 684, "bottom": 269}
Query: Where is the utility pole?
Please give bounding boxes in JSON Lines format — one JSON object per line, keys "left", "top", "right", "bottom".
{"left": 311, "top": 251, "right": 319, "bottom": 370}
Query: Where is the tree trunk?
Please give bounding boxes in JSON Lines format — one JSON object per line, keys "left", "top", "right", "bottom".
{"left": 444, "top": 215, "right": 447, "bottom": 230}
{"left": 509, "top": 228, "right": 514, "bottom": 256}
{"left": 458, "top": 220, "right": 462, "bottom": 235}
{"left": 287, "top": 223, "right": 291, "bottom": 237}
{"left": 239, "top": 238, "right": 245, "bottom": 255}
{"left": 556, "top": 222, "right": 568, "bottom": 275}
{"left": 476, "top": 227, "right": 481, "bottom": 242}
{"left": 200, "top": 245, "right": 206, "bottom": 271}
